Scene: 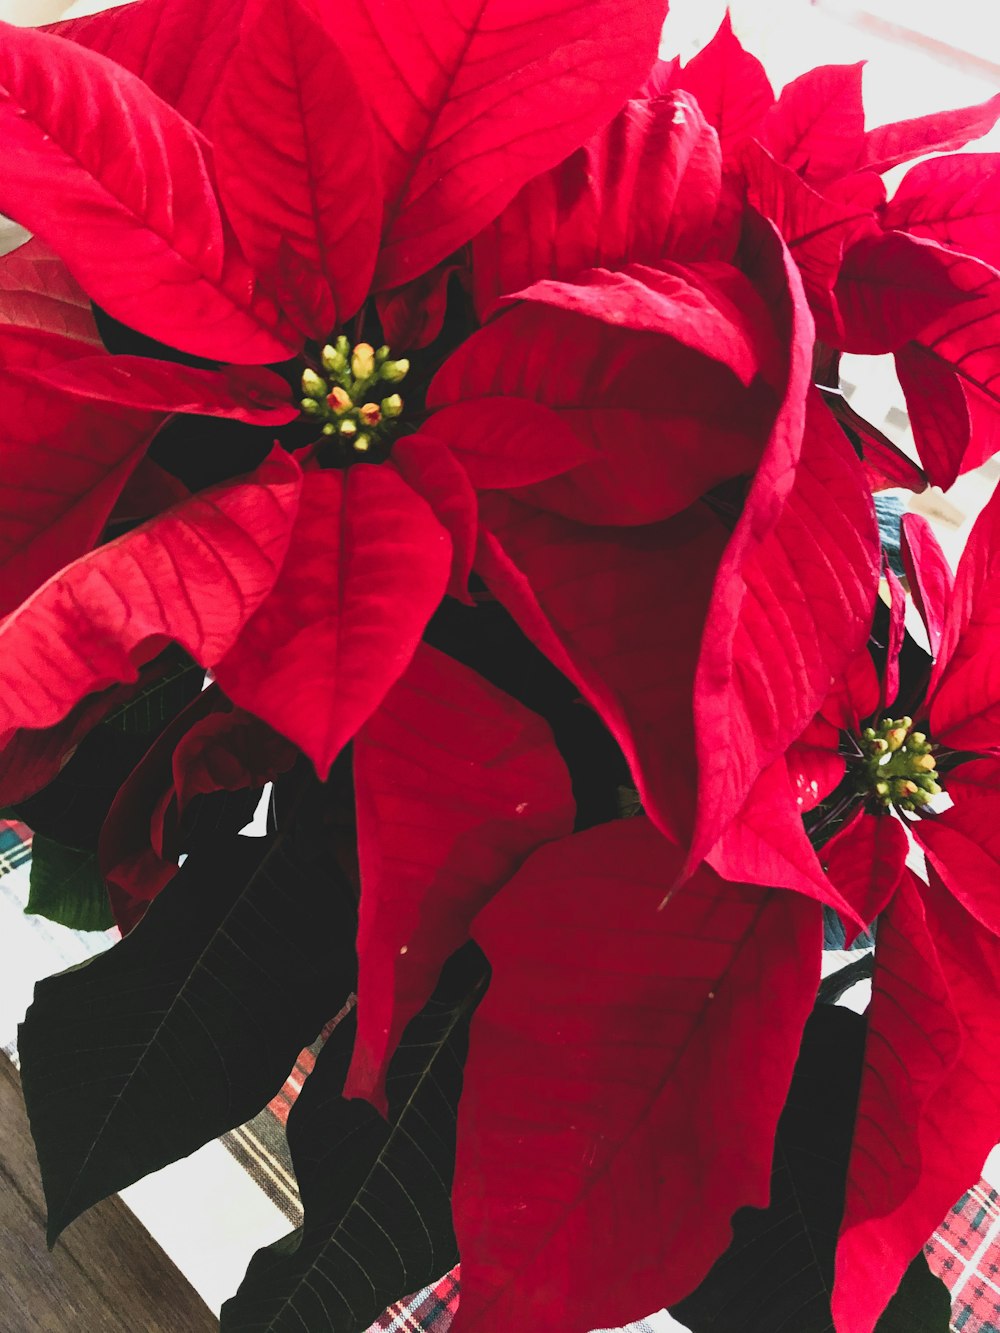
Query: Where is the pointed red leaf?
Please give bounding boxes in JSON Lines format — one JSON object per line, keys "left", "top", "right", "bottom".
{"left": 900, "top": 250, "right": 1000, "bottom": 488}
{"left": 172, "top": 707, "right": 297, "bottom": 818}
{"left": 787, "top": 718, "right": 847, "bottom": 812}
{"left": 834, "top": 230, "right": 975, "bottom": 355}
{"left": 429, "top": 299, "right": 769, "bottom": 525}
{"left": 452, "top": 818, "right": 822, "bottom": 1331}
{"left": 706, "top": 758, "right": 865, "bottom": 919}
{"left": 688, "top": 223, "right": 879, "bottom": 870}
{"left": 833, "top": 871, "right": 966, "bottom": 1333}
{"left": 18, "top": 358, "right": 296, "bottom": 424}
{"left": 928, "top": 477, "right": 1000, "bottom": 742}
{"left": 332, "top": 0, "right": 669, "bottom": 289}
{"left": 638, "top": 56, "right": 679, "bottom": 99}
{"left": 346, "top": 644, "right": 574, "bottom": 1110}
{"left": 673, "top": 13, "right": 775, "bottom": 158}
{"left": 740, "top": 140, "right": 876, "bottom": 341}
{"left": 111, "top": 459, "right": 190, "bottom": 525}
{"left": 883, "top": 560, "right": 906, "bottom": 708}
{"left": 475, "top": 494, "right": 729, "bottom": 846}
{"left": 500, "top": 262, "right": 780, "bottom": 386}
{"left": 758, "top": 63, "right": 866, "bottom": 185}
{"left": 914, "top": 760, "right": 1000, "bottom": 938}
{"left": 213, "top": 0, "right": 381, "bottom": 335}
{"left": 0, "top": 239, "right": 101, "bottom": 346}
{"left": 820, "top": 387, "right": 928, "bottom": 493}
{"left": 0, "top": 23, "right": 297, "bottom": 364}
{"left": 0, "top": 380, "right": 158, "bottom": 618}
{"left": 900, "top": 512, "right": 954, "bottom": 659}
{"left": 821, "top": 809, "right": 908, "bottom": 931}
{"left": 893, "top": 342, "right": 971, "bottom": 490}
{"left": 376, "top": 262, "right": 463, "bottom": 352}
{"left": 859, "top": 93, "right": 1000, "bottom": 174}
{"left": 471, "top": 93, "right": 722, "bottom": 318}
{"left": 214, "top": 466, "right": 451, "bottom": 778}
{"left": 0, "top": 447, "right": 301, "bottom": 744}
{"left": 389, "top": 437, "right": 478, "bottom": 603}
{"left": 50, "top": 0, "right": 248, "bottom": 128}
{"left": 884, "top": 153, "right": 1000, "bottom": 270}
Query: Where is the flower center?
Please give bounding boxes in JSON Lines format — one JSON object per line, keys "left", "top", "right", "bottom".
{"left": 299, "top": 338, "right": 409, "bottom": 456}
{"left": 856, "top": 716, "right": 943, "bottom": 812}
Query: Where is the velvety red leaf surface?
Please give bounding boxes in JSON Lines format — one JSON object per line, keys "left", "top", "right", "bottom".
{"left": 0, "top": 448, "right": 301, "bottom": 745}
{"left": 347, "top": 644, "right": 575, "bottom": 1110}
{"left": 837, "top": 874, "right": 970, "bottom": 1333}
{"left": 333, "top": 0, "right": 669, "bottom": 289}
{"left": 389, "top": 438, "right": 478, "bottom": 602}
{"left": 430, "top": 299, "right": 770, "bottom": 526}
{"left": 834, "top": 871, "right": 1000, "bottom": 1333}
{"left": 885, "top": 153, "right": 1000, "bottom": 269}
{"left": 821, "top": 809, "right": 908, "bottom": 931}
{"left": 758, "top": 63, "right": 866, "bottom": 185}
{"left": 0, "top": 239, "right": 101, "bottom": 346}
{"left": 111, "top": 459, "right": 190, "bottom": 525}
{"left": 501, "top": 262, "right": 780, "bottom": 386}
{"left": 928, "top": 474, "right": 1000, "bottom": 741}
{"left": 900, "top": 512, "right": 954, "bottom": 658}
{"left": 471, "top": 92, "right": 722, "bottom": 317}
{"left": 50, "top": 0, "right": 248, "bottom": 128}
{"left": 899, "top": 251, "right": 1000, "bottom": 489}
{"left": 706, "top": 758, "right": 865, "bottom": 917}
{"left": 859, "top": 92, "right": 1000, "bottom": 174}
{"left": 834, "top": 231, "right": 974, "bottom": 355}
{"left": 172, "top": 707, "right": 297, "bottom": 818}
{"left": 914, "top": 759, "right": 1000, "bottom": 938}
{"left": 476, "top": 495, "right": 729, "bottom": 844}
{"left": 688, "top": 220, "right": 879, "bottom": 873}
{"left": 214, "top": 466, "right": 451, "bottom": 778}
{"left": 452, "top": 818, "right": 822, "bottom": 1332}
{"left": 0, "top": 379, "right": 158, "bottom": 619}
{"left": 820, "top": 387, "right": 928, "bottom": 492}
{"left": 673, "top": 13, "right": 774, "bottom": 158}
{"left": 421, "top": 400, "right": 594, "bottom": 492}
{"left": 893, "top": 341, "right": 972, "bottom": 491}
{"left": 213, "top": 0, "right": 381, "bottom": 336}
{"left": 0, "top": 23, "right": 297, "bottom": 363}
{"left": 376, "top": 262, "right": 462, "bottom": 352}
{"left": 26, "top": 358, "right": 296, "bottom": 424}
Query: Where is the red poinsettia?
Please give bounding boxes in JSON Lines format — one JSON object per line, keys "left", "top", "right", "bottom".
{"left": 712, "top": 491, "right": 1000, "bottom": 1332}
{"left": 662, "top": 16, "right": 1000, "bottom": 492}
{"left": 0, "top": 0, "right": 673, "bottom": 781}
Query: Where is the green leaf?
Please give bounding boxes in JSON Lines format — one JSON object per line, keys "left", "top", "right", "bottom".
{"left": 672, "top": 1006, "right": 951, "bottom": 1332}
{"left": 19, "top": 812, "right": 358, "bottom": 1244}
{"left": 221, "top": 944, "right": 489, "bottom": 1333}
{"left": 25, "top": 834, "right": 114, "bottom": 932}
{"left": 102, "top": 649, "right": 205, "bottom": 735}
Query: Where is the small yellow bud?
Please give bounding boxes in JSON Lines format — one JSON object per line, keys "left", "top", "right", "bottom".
{"left": 327, "top": 386, "right": 352, "bottom": 414}
{"left": 321, "top": 343, "right": 348, "bottom": 374}
{"left": 359, "top": 402, "right": 382, "bottom": 426}
{"left": 351, "top": 342, "right": 376, "bottom": 379}
{"left": 885, "top": 728, "right": 907, "bottom": 752}
{"left": 338, "top": 418, "right": 358, "bottom": 437}
{"left": 300, "top": 397, "right": 324, "bottom": 416}
{"left": 321, "top": 422, "right": 337, "bottom": 436}
{"left": 914, "top": 754, "right": 937, "bottom": 771}
{"left": 375, "top": 344, "right": 390, "bottom": 364}
{"left": 381, "top": 357, "right": 409, "bottom": 383}
{"left": 353, "top": 434, "right": 372, "bottom": 453}
{"left": 875, "top": 780, "right": 890, "bottom": 797}
{"left": 910, "top": 732, "right": 927, "bottom": 747}
{"left": 301, "top": 368, "right": 327, "bottom": 398}
{"left": 381, "top": 394, "right": 403, "bottom": 419}
{"left": 922, "top": 779, "right": 942, "bottom": 797}
{"left": 900, "top": 716, "right": 913, "bottom": 730}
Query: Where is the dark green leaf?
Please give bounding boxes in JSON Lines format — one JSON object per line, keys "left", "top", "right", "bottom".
{"left": 102, "top": 650, "right": 205, "bottom": 735}
{"left": 19, "top": 816, "right": 358, "bottom": 1244}
{"left": 672, "top": 1005, "right": 950, "bottom": 1333}
{"left": 221, "top": 944, "right": 489, "bottom": 1333}
{"left": 25, "top": 834, "right": 115, "bottom": 932}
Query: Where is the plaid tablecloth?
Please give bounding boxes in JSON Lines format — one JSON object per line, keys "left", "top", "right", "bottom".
{"left": 0, "top": 818, "right": 987, "bottom": 1332}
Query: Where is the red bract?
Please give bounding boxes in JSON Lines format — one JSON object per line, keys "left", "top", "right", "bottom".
{"left": 451, "top": 817, "right": 822, "bottom": 1331}
{"left": 673, "top": 17, "right": 1000, "bottom": 490}
{"left": 730, "top": 496, "right": 1000, "bottom": 1332}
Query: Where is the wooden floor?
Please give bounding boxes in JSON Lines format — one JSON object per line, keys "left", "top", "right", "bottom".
{"left": 0, "top": 1054, "right": 217, "bottom": 1332}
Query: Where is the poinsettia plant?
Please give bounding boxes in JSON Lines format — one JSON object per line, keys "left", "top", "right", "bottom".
{"left": 2, "top": 0, "right": 1000, "bottom": 1327}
